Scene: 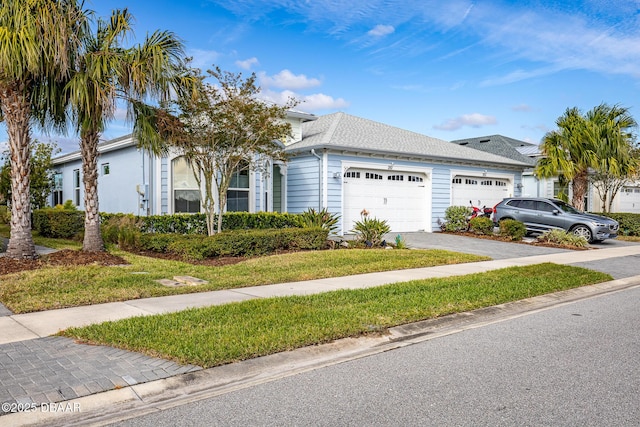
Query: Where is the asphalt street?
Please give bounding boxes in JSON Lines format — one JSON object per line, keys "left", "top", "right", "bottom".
{"left": 112, "top": 282, "right": 640, "bottom": 427}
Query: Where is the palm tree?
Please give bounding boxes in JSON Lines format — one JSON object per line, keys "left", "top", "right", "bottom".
{"left": 0, "top": 0, "right": 87, "bottom": 259}
{"left": 535, "top": 104, "right": 636, "bottom": 211}
{"left": 584, "top": 104, "right": 638, "bottom": 212}
{"left": 66, "top": 9, "right": 192, "bottom": 252}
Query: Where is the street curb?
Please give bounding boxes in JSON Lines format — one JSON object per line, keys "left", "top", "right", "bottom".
{"left": 5, "top": 275, "right": 640, "bottom": 427}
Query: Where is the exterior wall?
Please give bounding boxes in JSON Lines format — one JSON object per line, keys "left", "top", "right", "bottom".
{"left": 431, "top": 166, "right": 452, "bottom": 227}
{"left": 286, "top": 154, "right": 323, "bottom": 212}
{"left": 52, "top": 145, "right": 150, "bottom": 215}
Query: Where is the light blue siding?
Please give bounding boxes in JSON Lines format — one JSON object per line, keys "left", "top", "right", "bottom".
{"left": 286, "top": 155, "right": 322, "bottom": 212}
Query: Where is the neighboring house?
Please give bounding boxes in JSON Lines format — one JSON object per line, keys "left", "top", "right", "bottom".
{"left": 51, "top": 112, "right": 531, "bottom": 235}
{"left": 452, "top": 134, "right": 640, "bottom": 213}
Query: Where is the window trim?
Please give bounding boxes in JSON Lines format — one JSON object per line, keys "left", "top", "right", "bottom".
{"left": 73, "top": 169, "right": 80, "bottom": 206}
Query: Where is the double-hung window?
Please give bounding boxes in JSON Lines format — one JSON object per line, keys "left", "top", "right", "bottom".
{"left": 172, "top": 157, "right": 201, "bottom": 213}
{"left": 227, "top": 162, "right": 250, "bottom": 212}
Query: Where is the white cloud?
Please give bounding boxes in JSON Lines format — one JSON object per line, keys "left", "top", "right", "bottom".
{"left": 368, "top": 24, "right": 395, "bottom": 37}
{"left": 299, "top": 92, "right": 350, "bottom": 110}
{"left": 187, "top": 48, "right": 220, "bottom": 71}
{"left": 236, "top": 57, "right": 259, "bottom": 70}
{"left": 433, "top": 113, "right": 497, "bottom": 131}
{"left": 259, "top": 89, "right": 349, "bottom": 111}
{"left": 258, "top": 70, "right": 322, "bottom": 90}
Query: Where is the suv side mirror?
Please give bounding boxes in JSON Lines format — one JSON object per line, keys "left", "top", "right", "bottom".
{"left": 552, "top": 209, "right": 560, "bottom": 215}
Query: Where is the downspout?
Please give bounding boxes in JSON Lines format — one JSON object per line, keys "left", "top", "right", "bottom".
{"left": 311, "top": 149, "right": 322, "bottom": 210}
{"left": 322, "top": 150, "right": 328, "bottom": 209}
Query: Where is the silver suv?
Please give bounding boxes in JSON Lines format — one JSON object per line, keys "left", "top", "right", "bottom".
{"left": 493, "top": 197, "right": 619, "bottom": 243}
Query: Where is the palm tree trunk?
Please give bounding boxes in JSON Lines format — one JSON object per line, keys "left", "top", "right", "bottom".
{"left": 0, "top": 83, "right": 37, "bottom": 259}
{"left": 572, "top": 171, "right": 589, "bottom": 211}
{"left": 80, "top": 129, "right": 104, "bottom": 252}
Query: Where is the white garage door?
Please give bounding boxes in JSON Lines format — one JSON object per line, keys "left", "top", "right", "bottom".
{"left": 451, "top": 176, "right": 510, "bottom": 209}
{"left": 618, "top": 186, "right": 640, "bottom": 213}
{"left": 343, "top": 168, "right": 429, "bottom": 233}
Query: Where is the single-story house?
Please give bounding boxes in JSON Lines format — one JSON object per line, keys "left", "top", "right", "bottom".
{"left": 452, "top": 134, "right": 640, "bottom": 213}
{"left": 51, "top": 112, "right": 531, "bottom": 235}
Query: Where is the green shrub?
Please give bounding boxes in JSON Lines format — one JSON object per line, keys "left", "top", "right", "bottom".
{"left": 351, "top": 211, "right": 391, "bottom": 246}
{"left": 498, "top": 219, "right": 526, "bottom": 241}
{"left": 221, "top": 212, "right": 301, "bottom": 230}
{"left": 33, "top": 209, "right": 84, "bottom": 238}
{"left": 101, "top": 215, "right": 142, "bottom": 249}
{"left": 139, "top": 228, "right": 328, "bottom": 260}
{"left": 297, "top": 208, "right": 340, "bottom": 235}
{"left": 469, "top": 216, "right": 495, "bottom": 235}
{"left": 537, "top": 229, "right": 588, "bottom": 247}
{"left": 443, "top": 205, "right": 471, "bottom": 232}
{"left": 138, "top": 213, "right": 208, "bottom": 234}
{"left": 138, "top": 233, "right": 177, "bottom": 253}
{"left": 596, "top": 212, "right": 640, "bottom": 236}
{"left": 61, "top": 200, "right": 77, "bottom": 211}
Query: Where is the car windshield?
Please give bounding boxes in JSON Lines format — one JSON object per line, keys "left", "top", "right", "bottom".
{"left": 553, "top": 200, "right": 582, "bottom": 214}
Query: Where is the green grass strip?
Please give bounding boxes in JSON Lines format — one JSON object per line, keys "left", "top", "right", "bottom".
{"left": 62, "top": 263, "right": 611, "bottom": 368}
{"left": 1, "top": 249, "right": 487, "bottom": 313}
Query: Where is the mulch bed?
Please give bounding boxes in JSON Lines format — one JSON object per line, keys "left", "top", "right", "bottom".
{"left": 0, "top": 248, "right": 250, "bottom": 276}
{"left": 0, "top": 250, "right": 130, "bottom": 276}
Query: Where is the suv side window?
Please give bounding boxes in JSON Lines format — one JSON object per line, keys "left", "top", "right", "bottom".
{"left": 518, "top": 200, "right": 535, "bottom": 210}
{"left": 506, "top": 200, "right": 521, "bottom": 208}
{"left": 535, "top": 201, "right": 556, "bottom": 212}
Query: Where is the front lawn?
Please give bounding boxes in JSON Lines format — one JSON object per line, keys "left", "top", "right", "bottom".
{"left": 62, "top": 263, "right": 612, "bottom": 368}
{"left": 0, "top": 247, "right": 488, "bottom": 313}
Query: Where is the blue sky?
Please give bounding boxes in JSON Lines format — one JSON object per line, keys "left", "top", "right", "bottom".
{"left": 3, "top": 0, "right": 640, "bottom": 155}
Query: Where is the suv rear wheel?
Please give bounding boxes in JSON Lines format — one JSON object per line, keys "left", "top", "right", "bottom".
{"left": 571, "top": 225, "right": 593, "bottom": 243}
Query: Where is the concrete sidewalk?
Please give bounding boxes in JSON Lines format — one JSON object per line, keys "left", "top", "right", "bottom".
{"left": 2, "top": 242, "right": 640, "bottom": 425}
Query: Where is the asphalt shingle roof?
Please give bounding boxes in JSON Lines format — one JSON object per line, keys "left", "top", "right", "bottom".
{"left": 286, "top": 113, "right": 529, "bottom": 167}
{"left": 451, "top": 134, "right": 538, "bottom": 166}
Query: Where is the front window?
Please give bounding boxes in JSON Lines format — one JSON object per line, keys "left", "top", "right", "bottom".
{"left": 172, "top": 157, "right": 201, "bottom": 213}
{"left": 227, "top": 162, "right": 250, "bottom": 212}
{"left": 73, "top": 169, "right": 80, "bottom": 206}
{"left": 52, "top": 172, "right": 63, "bottom": 206}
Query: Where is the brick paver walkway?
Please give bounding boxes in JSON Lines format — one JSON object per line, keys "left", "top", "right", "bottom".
{"left": 0, "top": 336, "right": 200, "bottom": 415}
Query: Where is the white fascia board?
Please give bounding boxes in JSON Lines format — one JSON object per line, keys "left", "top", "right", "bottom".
{"left": 52, "top": 134, "right": 136, "bottom": 165}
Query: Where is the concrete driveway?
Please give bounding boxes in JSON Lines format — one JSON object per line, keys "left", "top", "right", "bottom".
{"left": 400, "top": 231, "right": 640, "bottom": 279}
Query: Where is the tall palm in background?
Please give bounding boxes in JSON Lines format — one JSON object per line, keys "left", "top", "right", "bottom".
{"left": 535, "top": 104, "right": 637, "bottom": 211}
{"left": 66, "top": 8, "right": 192, "bottom": 252}
{"left": 584, "top": 104, "right": 638, "bottom": 212}
{"left": 0, "top": 0, "right": 87, "bottom": 259}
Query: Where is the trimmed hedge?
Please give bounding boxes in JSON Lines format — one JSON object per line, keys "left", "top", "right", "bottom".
{"left": 100, "top": 211, "right": 302, "bottom": 235}
{"left": 33, "top": 209, "right": 84, "bottom": 238}
{"left": 137, "top": 227, "right": 329, "bottom": 260}
{"left": 596, "top": 212, "right": 640, "bottom": 237}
